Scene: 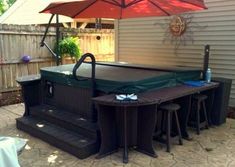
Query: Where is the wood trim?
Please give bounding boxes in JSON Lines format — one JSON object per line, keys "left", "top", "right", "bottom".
{"left": 0, "top": 87, "right": 21, "bottom": 93}
{"left": 0, "top": 58, "right": 54, "bottom": 65}
{"left": 0, "top": 31, "right": 56, "bottom": 36}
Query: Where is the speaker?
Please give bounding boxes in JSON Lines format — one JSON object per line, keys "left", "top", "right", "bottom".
{"left": 211, "top": 77, "right": 232, "bottom": 125}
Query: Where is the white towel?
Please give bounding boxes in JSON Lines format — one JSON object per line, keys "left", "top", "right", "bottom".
{"left": 116, "top": 94, "right": 138, "bottom": 101}
{"left": 0, "top": 137, "right": 27, "bottom": 167}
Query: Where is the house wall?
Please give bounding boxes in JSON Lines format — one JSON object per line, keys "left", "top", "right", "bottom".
{"left": 115, "top": 0, "right": 235, "bottom": 106}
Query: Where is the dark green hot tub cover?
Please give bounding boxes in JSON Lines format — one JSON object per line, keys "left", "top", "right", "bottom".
{"left": 40, "top": 63, "right": 201, "bottom": 94}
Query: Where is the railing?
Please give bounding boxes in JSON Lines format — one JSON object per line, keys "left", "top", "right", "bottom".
{"left": 73, "top": 53, "right": 97, "bottom": 122}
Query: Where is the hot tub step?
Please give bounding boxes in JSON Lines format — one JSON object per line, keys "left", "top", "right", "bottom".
{"left": 30, "top": 104, "right": 98, "bottom": 139}
{"left": 16, "top": 117, "right": 99, "bottom": 159}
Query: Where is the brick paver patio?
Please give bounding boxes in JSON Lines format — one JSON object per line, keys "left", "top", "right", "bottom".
{"left": 1, "top": 103, "right": 235, "bottom": 167}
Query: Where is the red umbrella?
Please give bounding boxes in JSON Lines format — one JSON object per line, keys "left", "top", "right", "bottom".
{"left": 40, "top": 0, "right": 207, "bottom": 19}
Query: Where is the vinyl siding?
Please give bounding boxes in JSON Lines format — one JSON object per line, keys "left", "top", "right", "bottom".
{"left": 115, "top": 0, "right": 235, "bottom": 106}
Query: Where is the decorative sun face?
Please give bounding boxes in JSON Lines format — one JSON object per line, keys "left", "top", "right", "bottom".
{"left": 169, "top": 16, "right": 186, "bottom": 36}
{"left": 155, "top": 14, "right": 207, "bottom": 55}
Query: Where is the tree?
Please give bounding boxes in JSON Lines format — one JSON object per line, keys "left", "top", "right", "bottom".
{"left": 0, "top": 0, "right": 5, "bottom": 15}
{"left": 6, "top": 0, "right": 16, "bottom": 7}
{"left": 0, "top": 0, "right": 16, "bottom": 16}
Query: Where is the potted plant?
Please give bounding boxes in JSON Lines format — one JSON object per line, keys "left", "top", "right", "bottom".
{"left": 58, "top": 37, "right": 81, "bottom": 64}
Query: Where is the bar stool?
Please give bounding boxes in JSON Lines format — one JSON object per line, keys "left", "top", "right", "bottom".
{"left": 160, "top": 103, "right": 183, "bottom": 152}
{"left": 191, "top": 94, "right": 209, "bottom": 135}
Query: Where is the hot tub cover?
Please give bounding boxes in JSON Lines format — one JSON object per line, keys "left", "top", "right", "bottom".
{"left": 40, "top": 63, "right": 201, "bottom": 94}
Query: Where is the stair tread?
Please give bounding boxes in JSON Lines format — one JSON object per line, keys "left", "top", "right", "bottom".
{"left": 17, "top": 117, "right": 96, "bottom": 147}
{"left": 30, "top": 104, "right": 98, "bottom": 132}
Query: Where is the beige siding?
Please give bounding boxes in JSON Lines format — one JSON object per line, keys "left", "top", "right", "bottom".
{"left": 116, "top": 0, "right": 235, "bottom": 106}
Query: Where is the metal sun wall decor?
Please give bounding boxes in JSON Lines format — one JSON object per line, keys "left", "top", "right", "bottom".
{"left": 169, "top": 15, "right": 186, "bottom": 36}
{"left": 155, "top": 14, "right": 207, "bottom": 55}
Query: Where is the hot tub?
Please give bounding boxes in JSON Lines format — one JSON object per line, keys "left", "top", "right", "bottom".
{"left": 40, "top": 62, "right": 201, "bottom": 120}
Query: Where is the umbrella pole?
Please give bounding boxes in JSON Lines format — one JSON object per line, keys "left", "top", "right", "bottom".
{"left": 56, "top": 14, "right": 60, "bottom": 66}
{"left": 40, "top": 14, "right": 58, "bottom": 62}
{"left": 40, "top": 14, "right": 55, "bottom": 46}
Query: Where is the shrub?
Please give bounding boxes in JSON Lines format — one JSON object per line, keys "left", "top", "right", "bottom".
{"left": 58, "top": 37, "right": 81, "bottom": 59}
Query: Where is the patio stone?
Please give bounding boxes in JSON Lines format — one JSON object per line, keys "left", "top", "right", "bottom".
{"left": 228, "top": 160, "right": 235, "bottom": 167}
{"left": 171, "top": 162, "right": 190, "bottom": 167}
{"left": 1, "top": 103, "right": 235, "bottom": 167}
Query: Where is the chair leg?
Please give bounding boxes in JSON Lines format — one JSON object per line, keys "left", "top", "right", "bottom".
{"left": 202, "top": 101, "right": 209, "bottom": 129}
{"left": 196, "top": 101, "right": 201, "bottom": 135}
{"left": 174, "top": 111, "right": 183, "bottom": 145}
{"left": 166, "top": 111, "right": 171, "bottom": 152}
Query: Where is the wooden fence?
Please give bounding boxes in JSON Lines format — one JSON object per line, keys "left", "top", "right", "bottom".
{"left": 0, "top": 24, "right": 114, "bottom": 92}
{"left": 61, "top": 28, "right": 114, "bottom": 61}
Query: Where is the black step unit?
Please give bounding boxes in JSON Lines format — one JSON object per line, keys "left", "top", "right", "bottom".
{"left": 16, "top": 117, "right": 99, "bottom": 159}
{"left": 30, "top": 105, "right": 99, "bottom": 139}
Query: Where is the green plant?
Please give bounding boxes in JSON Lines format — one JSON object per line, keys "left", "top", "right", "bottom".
{"left": 0, "top": 0, "right": 16, "bottom": 16}
{"left": 58, "top": 37, "right": 81, "bottom": 59}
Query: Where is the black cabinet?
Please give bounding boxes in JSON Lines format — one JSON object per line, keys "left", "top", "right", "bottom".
{"left": 212, "top": 77, "right": 232, "bottom": 125}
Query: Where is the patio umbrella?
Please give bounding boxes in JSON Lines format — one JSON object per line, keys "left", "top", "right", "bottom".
{"left": 40, "top": 0, "right": 207, "bottom": 19}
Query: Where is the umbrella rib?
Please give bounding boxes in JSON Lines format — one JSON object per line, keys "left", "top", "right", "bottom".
{"left": 179, "top": 0, "right": 207, "bottom": 9}
{"left": 148, "top": 0, "right": 171, "bottom": 16}
{"left": 126, "top": 0, "right": 144, "bottom": 8}
{"left": 71, "top": 0, "right": 98, "bottom": 18}
{"left": 102, "top": 0, "right": 122, "bottom": 7}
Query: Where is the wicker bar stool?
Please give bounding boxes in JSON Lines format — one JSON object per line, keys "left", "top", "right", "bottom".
{"left": 191, "top": 94, "right": 209, "bottom": 135}
{"left": 160, "top": 103, "right": 183, "bottom": 152}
